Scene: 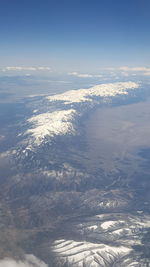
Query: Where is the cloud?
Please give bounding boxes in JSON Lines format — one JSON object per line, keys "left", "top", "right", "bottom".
{"left": 25, "top": 73, "right": 32, "bottom": 76}
{"left": 98, "top": 66, "right": 150, "bottom": 77}
{"left": 120, "top": 72, "right": 129, "bottom": 77}
{"left": 0, "top": 254, "right": 48, "bottom": 267}
{"left": 102, "top": 67, "right": 116, "bottom": 71}
{"left": 68, "top": 67, "right": 150, "bottom": 78}
{"left": 1, "top": 66, "right": 51, "bottom": 72}
{"left": 68, "top": 72, "right": 103, "bottom": 78}
{"left": 143, "top": 72, "right": 150, "bottom": 76}
{"left": 119, "top": 66, "right": 150, "bottom": 72}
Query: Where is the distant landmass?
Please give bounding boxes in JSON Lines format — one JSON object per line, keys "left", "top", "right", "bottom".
{"left": 0, "top": 81, "right": 150, "bottom": 267}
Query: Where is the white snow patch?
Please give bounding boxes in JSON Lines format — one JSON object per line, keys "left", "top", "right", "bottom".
{"left": 43, "top": 170, "right": 57, "bottom": 177}
{"left": 95, "top": 214, "right": 105, "bottom": 219}
{"left": 112, "top": 229, "right": 123, "bottom": 235}
{"left": 33, "top": 109, "right": 38, "bottom": 113}
{"left": 128, "top": 262, "right": 139, "bottom": 266}
{"left": 86, "top": 225, "right": 98, "bottom": 230}
{"left": 136, "top": 221, "right": 150, "bottom": 228}
{"left": 101, "top": 220, "right": 117, "bottom": 229}
{"left": 53, "top": 239, "right": 66, "bottom": 244}
{"left": 112, "top": 228, "right": 132, "bottom": 235}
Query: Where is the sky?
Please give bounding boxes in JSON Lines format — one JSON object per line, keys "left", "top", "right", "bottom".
{"left": 0, "top": 0, "right": 150, "bottom": 73}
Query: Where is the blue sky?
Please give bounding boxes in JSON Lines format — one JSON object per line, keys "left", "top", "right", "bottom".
{"left": 0, "top": 0, "right": 150, "bottom": 73}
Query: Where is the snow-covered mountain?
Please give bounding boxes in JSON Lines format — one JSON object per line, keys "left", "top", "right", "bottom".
{"left": 19, "top": 81, "right": 139, "bottom": 151}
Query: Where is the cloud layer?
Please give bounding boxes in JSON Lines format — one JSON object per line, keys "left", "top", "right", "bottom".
{"left": 119, "top": 66, "right": 150, "bottom": 76}
{"left": 0, "top": 254, "right": 48, "bottom": 267}
{"left": 1, "top": 66, "right": 51, "bottom": 72}
{"left": 119, "top": 66, "right": 150, "bottom": 72}
{"left": 68, "top": 66, "right": 150, "bottom": 79}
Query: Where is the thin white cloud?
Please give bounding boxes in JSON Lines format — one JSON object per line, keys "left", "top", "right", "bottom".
{"left": 1, "top": 66, "right": 51, "bottom": 72}
{"left": 102, "top": 67, "right": 116, "bottom": 71}
{"left": 99, "top": 66, "right": 150, "bottom": 77}
{"left": 119, "top": 66, "right": 150, "bottom": 72}
{"left": 0, "top": 254, "right": 48, "bottom": 267}
{"left": 68, "top": 67, "right": 150, "bottom": 78}
{"left": 143, "top": 72, "right": 150, "bottom": 76}
{"left": 25, "top": 73, "right": 32, "bottom": 76}
{"left": 68, "top": 72, "right": 103, "bottom": 78}
{"left": 120, "top": 72, "right": 129, "bottom": 77}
